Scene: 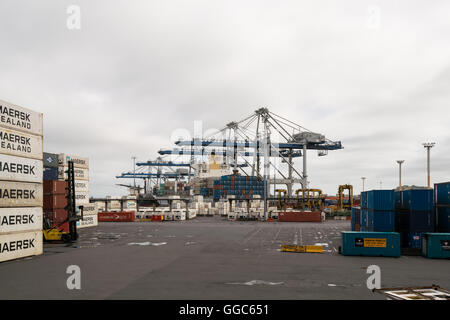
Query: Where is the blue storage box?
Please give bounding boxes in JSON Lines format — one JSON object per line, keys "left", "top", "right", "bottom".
{"left": 434, "top": 182, "right": 450, "bottom": 204}
{"left": 367, "top": 210, "right": 395, "bottom": 232}
{"left": 422, "top": 233, "right": 450, "bottom": 259}
{"left": 401, "top": 189, "right": 433, "bottom": 211}
{"left": 437, "top": 207, "right": 450, "bottom": 233}
{"left": 341, "top": 231, "right": 401, "bottom": 257}
{"left": 367, "top": 190, "right": 395, "bottom": 211}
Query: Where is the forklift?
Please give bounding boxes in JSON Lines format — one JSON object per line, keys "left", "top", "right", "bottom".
{"left": 43, "top": 161, "right": 84, "bottom": 242}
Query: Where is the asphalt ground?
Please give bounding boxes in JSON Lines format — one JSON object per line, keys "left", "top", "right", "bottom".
{"left": 0, "top": 216, "right": 449, "bottom": 299}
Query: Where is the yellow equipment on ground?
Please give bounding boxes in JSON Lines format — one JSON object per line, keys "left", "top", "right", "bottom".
{"left": 275, "top": 189, "right": 287, "bottom": 209}
{"left": 281, "top": 244, "right": 324, "bottom": 253}
{"left": 338, "top": 184, "right": 353, "bottom": 211}
{"left": 295, "top": 188, "right": 324, "bottom": 210}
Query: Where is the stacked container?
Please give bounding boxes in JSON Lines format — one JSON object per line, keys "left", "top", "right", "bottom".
{"left": 213, "top": 174, "right": 265, "bottom": 200}
{"left": 43, "top": 180, "right": 69, "bottom": 233}
{"left": 434, "top": 182, "right": 450, "bottom": 233}
{"left": 58, "top": 154, "right": 97, "bottom": 229}
{"left": 395, "top": 189, "right": 434, "bottom": 249}
{"left": 0, "top": 99, "right": 44, "bottom": 262}
{"left": 351, "top": 207, "right": 361, "bottom": 231}
{"left": 360, "top": 190, "right": 395, "bottom": 232}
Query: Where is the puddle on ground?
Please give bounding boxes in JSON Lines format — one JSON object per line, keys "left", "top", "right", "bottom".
{"left": 128, "top": 242, "right": 167, "bottom": 246}
{"left": 227, "top": 280, "right": 284, "bottom": 286}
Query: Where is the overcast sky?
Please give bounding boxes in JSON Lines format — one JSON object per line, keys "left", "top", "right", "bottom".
{"left": 1, "top": 0, "right": 449, "bottom": 197}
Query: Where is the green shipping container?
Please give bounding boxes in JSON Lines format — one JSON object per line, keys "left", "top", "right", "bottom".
{"left": 422, "top": 233, "right": 450, "bottom": 259}
{"left": 341, "top": 231, "right": 401, "bottom": 257}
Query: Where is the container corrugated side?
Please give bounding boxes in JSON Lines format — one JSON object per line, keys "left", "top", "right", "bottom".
{"left": 0, "top": 207, "right": 43, "bottom": 234}
{"left": 434, "top": 182, "right": 450, "bottom": 205}
{"left": 58, "top": 166, "right": 89, "bottom": 181}
{"left": 437, "top": 207, "right": 450, "bottom": 233}
{"left": 76, "top": 214, "right": 98, "bottom": 229}
{"left": 0, "top": 154, "right": 43, "bottom": 183}
{"left": 0, "top": 231, "right": 43, "bottom": 262}
{"left": 0, "top": 127, "right": 43, "bottom": 160}
{"left": 402, "top": 189, "right": 433, "bottom": 211}
{"left": 0, "top": 181, "right": 43, "bottom": 207}
{"left": 0, "top": 99, "right": 43, "bottom": 136}
{"left": 367, "top": 210, "right": 395, "bottom": 232}
{"left": 367, "top": 190, "right": 394, "bottom": 211}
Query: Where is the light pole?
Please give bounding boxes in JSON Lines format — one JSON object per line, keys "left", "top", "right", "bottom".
{"left": 361, "top": 177, "right": 366, "bottom": 192}
{"left": 396, "top": 160, "right": 404, "bottom": 191}
{"left": 422, "top": 142, "right": 435, "bottom": 188}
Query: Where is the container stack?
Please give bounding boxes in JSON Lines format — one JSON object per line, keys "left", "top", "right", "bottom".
{"left": 434, "top": 182, "right": 450, "bottom": 233}
{"left": 58, "top": 154, "right": 97, "bottom": 229}
{"left": 351, "top": 207, "right": 361, "bottom": 231}
{"left": 395, "top": 189, "right": 434, "bottom": 249}
{"left": 0, "top": 100, "right": 44, "bottom": 262}
{"left": 359, "top": 190, "right": 395, "bottom": 232}
{"left": 43, "top": 180, "right": 69, "bottom": 232}
{"left": 213, "top": 174, "right": 265, "bottom": 200}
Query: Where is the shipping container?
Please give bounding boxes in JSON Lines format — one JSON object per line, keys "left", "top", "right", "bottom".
{"left": 0, "top": 181, "right": 43, "bottom": 207}
{"left": 436, "top": 206, "right": 450, "bottom": 233}
{"left": 58, "top": 166, "right": 89, "bottom": 181}
{"left": 367, "top": 190, "right": 395, "bottom": 211}
{"left": 43, "top": 152, "right": 58, "bottom": 168}
{"left": 367, "top": 210, "right": 395, "bottom": 232}
{"left": 43, "top": 180, "right": 67, "bottom": 195}
{"left": 74, "top": 192, "right": 90, "bottom": 205}
{"left": 77, "top": 203, "right": 98, "bottom": 216}
{"left": 351, "top": 207, "right": 361, "bottom": 231}
{"left": 0, "top": 99, "right": 43, "bottom": 136}
{"left": 396, "top": 210, "right": 435, "bottom": 233}
{"left": 0, "top": 127, "right": 43, "bottom": 160}
{"left": 74, "top": 180, "right": 89, "bottom": 193}
{"left": 58, "top": 154, "right": 89, "bottom": 169}
{"left": 43, "top": 194, "right": 67, "bottom": 210}
{"left": 0, "top": 154, "right": 43, "bottom": 183}
{"left": 43, "top": 167, "right": 58, "bottom": 181}
{"left": 360, "top": 209, "right": 368, "bottom": 231}
{"left": 422, "top": 233, "right": 450, "bottom": 259}
{"left": 401, "top": 232, "right": 423, "bottom": 249}
{"left": 0, "top": 231, "right": 43, "bottom": 262}
{"left": 98, "top": 211, "right": 135, "bottom": 222}
{"left": 341, "top": 231, "right": 401, "bottom": 257}
{"left": 360, "top": 191, "right": 368, "bottom": 209}
{"left": 400, "top": 189, "right": 433, "bottom": 211}
{"left": 278, "top": 211, "right": 321, "bottom": 222}
{"left": 76, "top": 214, "right": 98, "bottom": 229}
{"left": 0, "top": 207, "right": 43, "bottom": 234}
{"left": 434, "top": 182, "right": 450, "bottom": 205}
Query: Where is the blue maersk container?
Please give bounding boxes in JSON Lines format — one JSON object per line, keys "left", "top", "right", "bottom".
{"left": 434, "top": 182, "right": 450, "bottom": 204}
{"left": 367, "top": 210, "right": 396, "bottom": 232}
{"left": 367, "top": 190, "right": 395, "bottom": 211}
{"left": 341, "top": 231, "right": 401, "bottom": 257}
{"left": 422, "top": 233, "right": 450, "bottom": 259}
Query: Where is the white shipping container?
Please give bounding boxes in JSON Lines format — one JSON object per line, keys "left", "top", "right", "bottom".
{"left": 76, "top": 203, "right": 98, "bottom": 216}
{"left": 58, "top": 154, "right": 89, "bottom": 169}
{"left": 0, "top": 231, "right": 43, "bottom": 262}
{"left": 0, "top": 181, "right": 43, "bottom": 207}
{"left": 0, "top": 154, "right": 43, "bottom": 183}
{"left": 58, "top": 166, "right": 89, "bottom": 181}
{"left": 74, "top": 192, "right": 90, "bottom": 205}
{"left": 0, "top": 207, "right": 43, "bottom": 234}
{"left": 76, "top": 214, "right": 98, "bottom": 229}
{"left": 74, "top": 180, "right": 89, "bottom": 193}
{"left": 0, "top": 127, "right": 43, "bottom": 160}
{"left": 0, "top": 99, "right": 43, "bottom": 136}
